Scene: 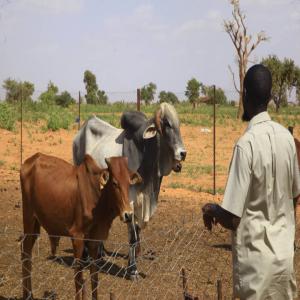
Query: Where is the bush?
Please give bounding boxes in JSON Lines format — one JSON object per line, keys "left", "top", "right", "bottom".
{"left": 47, "top": 111, "right": 72, "bottom": 131}
{"left": 0, "top": 103, "right": 16, "bottom": 131}
{"left": 55, "top": 91, "right": 75, "bottom": 107}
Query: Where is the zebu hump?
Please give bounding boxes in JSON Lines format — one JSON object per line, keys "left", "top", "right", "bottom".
{"left": 121, "top": 111, "right": 147, "bottom": 133}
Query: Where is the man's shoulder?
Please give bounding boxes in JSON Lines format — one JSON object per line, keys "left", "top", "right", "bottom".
{"left": 236, "top": 131, "right": 253, "bottom": 149}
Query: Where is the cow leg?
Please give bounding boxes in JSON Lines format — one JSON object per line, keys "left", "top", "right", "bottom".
{"left": 81, "top": 241, "right": 89, "bottom": 261}
{"left": 127, "top": 222, "right": 141, "bottom": 280}
{"left": 49, "top": 236, "right": 60, "bottom": 257}
{"left": 21, "top": 218, "right": 40, "bottom": 300}
{"left": 87, "top": 241, "right": 99, "bottom": 300}
{"left": 97, "top": 241, "right": 106, "bottom": 259}
{"left": 72, "top": 237, "right": 87, "bottom": 300}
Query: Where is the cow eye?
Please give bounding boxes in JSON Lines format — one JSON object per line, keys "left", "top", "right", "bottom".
{"left": 164, "top": 120, "right": 172, "bottom": 128}
{"left": 112, "top": 179, "right": 119, "bottom": 187}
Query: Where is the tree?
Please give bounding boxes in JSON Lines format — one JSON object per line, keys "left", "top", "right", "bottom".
{"left": 141, "top": 82, "right": 157, "bottom": 105}
{"left": 185, "top": 78, "right": 203, "bottom": 109}
{"left": 83, "top": 70, "right": 108, "bottom": 104}
{"left": 97, "top": 89, "right": 108, "bottom": 105}
{"left": 158, "top": 91, "right": 179, "bottom": 104}
{"left": 3, "top": 78, "right": 35, "bottom": 103}
{"left": 224, "top": 0, "right": 268, "bottom": 118}
{"left": 39, "top": 81, "right": 59, "bottom": 105}
{"left": 261, "top": 55, "right": 300, "bottom": 111}
{"left": 55, "top": 91, "right": 75, "bottom": 107}
{"left": 203, "top": 85, "right": 228, "bottom": 105}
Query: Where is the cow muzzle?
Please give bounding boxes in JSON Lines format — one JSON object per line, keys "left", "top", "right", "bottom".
{"left": 121, "top": 211, "right": 133, "bottom": 223}
{"left": 172, "top": 160, "right": 182, "bottom": 173}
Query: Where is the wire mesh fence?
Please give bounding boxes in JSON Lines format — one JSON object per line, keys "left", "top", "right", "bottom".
{"left": 0, "top": 219, "right": 232, "bottom": 300}
{"left": 1, "top": 218, "right": 300, "bottom": 300}
{"left": 1, "top": 87, "right": 300, "bottom": 299}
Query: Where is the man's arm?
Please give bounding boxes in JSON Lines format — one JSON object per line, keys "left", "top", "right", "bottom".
{"left": 202, "top": 203, "right": 240, "bottom": 231}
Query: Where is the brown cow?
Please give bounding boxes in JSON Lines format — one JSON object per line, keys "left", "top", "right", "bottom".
{"left": 20, "top": 153, "right": 141, "bottom": 300}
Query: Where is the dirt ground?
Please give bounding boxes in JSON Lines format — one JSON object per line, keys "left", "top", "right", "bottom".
{"left": 0, "top": 123, "right": 300, "bottom": 299}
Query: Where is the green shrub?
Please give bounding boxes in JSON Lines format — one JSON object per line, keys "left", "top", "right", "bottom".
{"left": 0, "top": 103, "right": 17, "bottom": 131}
{"left": 47, "top": 111, "right": 72, "bottom": 131}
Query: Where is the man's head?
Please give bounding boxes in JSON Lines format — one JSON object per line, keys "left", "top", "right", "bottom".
{"left": 242, "top": 64, "right": 272, "bottom": 121}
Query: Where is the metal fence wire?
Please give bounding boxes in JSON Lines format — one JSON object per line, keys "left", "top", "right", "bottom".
{"left": 0, "top": 219, "right": 300, "bottom": 300}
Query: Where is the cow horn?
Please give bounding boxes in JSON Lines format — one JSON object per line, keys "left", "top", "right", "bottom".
{"left": 155, "top": 108, "right": 162, "bottom": 135}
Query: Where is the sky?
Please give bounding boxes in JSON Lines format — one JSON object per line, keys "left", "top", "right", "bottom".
{"left": 0, "top": 0, "right": 299, "bottom": 101}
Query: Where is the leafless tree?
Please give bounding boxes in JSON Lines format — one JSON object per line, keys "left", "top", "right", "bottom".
{"left": 224, "top": 0, "right": 269, "bottom": 118}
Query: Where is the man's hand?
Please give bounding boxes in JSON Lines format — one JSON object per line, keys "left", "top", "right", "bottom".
{"left": 202, "top": 203, "right": 217, "bottom": 231}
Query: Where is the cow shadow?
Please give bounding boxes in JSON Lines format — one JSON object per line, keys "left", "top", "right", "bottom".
{"left": 62, "top": 248, "right": 128, "bottom": 259}
{"left": 212, "top": 243, "right": 232, "bottom": 251}
{"left": 50, "top": 254, "right": 146, "bottom": 280}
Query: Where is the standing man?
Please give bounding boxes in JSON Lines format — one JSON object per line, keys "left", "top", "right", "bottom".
{"left": 202, "top": 64, "right": 300, "bottom": 299}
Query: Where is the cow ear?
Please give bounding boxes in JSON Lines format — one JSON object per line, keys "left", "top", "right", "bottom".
{"left": 143, "top": 124, "right": 157, "bottom": 139}
{"left": 99, "top": 170, "right": 109, "bottom": 190}
{"left": 130, "top": 172, "right": 142, "bottom": 185}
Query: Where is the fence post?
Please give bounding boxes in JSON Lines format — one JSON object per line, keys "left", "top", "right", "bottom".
{"left": 137, "top": 88, "right": 141, "bottom": 111}
{"left": 213, "top": 85, "right": 216, "bottom": 195}
{"left": 217, "top": 279, "right": 222, "bottom": 300}
{"left": 78, "top": 91, "right": 81, "bottom": 130}
{"left": 181, "top": 268, "right": 187, "bottom": 293}
{"left": 20, "top": 86, "right": 23, "bottom": 168}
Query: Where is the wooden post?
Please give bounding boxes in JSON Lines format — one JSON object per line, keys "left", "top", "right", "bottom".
{"left": 78, "top": 91, "right": 81, "bottom": 130}
{"left": 20, "top": 86, "right": 23, "bottom": 167}
{"left": 213, "top": 85, "right": 216, "bottom": 195}
{"left": 217, "top": 279, "right": 222, "bottom": 300}
{"left": 181, "top": 268, "right": 187, "bottom": 293}
{"left": 137, "top": 88, "right": 141, "bottom": 111}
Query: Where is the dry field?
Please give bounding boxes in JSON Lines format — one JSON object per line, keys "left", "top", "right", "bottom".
{"left": 0, "top": 119, "right": 300, "bottom": 299}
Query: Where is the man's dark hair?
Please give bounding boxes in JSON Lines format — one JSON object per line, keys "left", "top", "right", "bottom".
{"left": 244, "top": 64, "right": 272, "bottom": 106}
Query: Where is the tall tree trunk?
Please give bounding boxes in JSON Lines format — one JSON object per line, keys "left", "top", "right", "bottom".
{"left": 237, "top": 62, "right": 245, "bottom": 119}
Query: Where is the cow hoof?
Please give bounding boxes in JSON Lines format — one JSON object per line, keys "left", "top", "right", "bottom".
{"left": 129, "top": 271, "right": 140, "bottom": 281}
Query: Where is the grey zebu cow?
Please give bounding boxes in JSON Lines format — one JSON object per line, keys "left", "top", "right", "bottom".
{"left": 73, "top": 103, "right": 186, "bottom": 278}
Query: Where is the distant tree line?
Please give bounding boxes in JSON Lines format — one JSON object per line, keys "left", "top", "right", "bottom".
{"left": 2, "top": 63, "right": 299, "bottom": 111}
{"left": 1, "top": 70, "right": 109, "bottom": 107}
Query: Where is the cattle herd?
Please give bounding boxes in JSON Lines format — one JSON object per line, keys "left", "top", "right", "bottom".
{"left": 20, "top": 103, "right": 187, "bottom": 300}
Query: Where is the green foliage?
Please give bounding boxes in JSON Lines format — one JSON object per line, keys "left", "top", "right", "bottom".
{"left": 3, "top": 78, "right": 34, "bottom": 103}
{"left": 55, "top": 91, "right": 75, "bottom": 107}
{"left": 158, "top": 91, "right": 179, "bottom": 104}
{"left": 97, "top": 89, "right": 108, "bottom": 105}
{"left": 47, "top": 110, "right": 72, "bottom": 131}
{"left": 185, "top": 78, "right": 203, "bottom": 108}
{"left": 39, "top": 81, "right": 59, "bottom": 105}
{"left": 261, "top": 55, "right": 300, "bottom": 110}
{"left": 83, "top": 70, "right": 108, "bottom": 104}
{"left": 168, "top": 182, "right": 225, "bottom": 194}
{"left": 203, "top": 85, "right": 228, "bottom": 105}
{"left": 141, "top": 82, "right": 157, "bottom": 105}
{"left": 0, "top": 103, "right": 16, "bottom": 131}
